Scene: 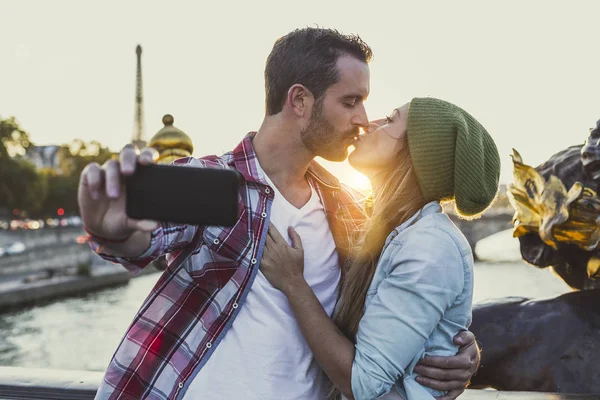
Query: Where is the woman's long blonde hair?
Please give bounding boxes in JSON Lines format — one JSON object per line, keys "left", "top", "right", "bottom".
{"left": 323, "top": 131, "right": 429, "bottom": 399}
{"left": 334, "top": 139, "right": 427, "bottom": 342}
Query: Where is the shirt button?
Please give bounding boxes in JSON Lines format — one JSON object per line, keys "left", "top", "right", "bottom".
{"left": 251, "top": 258, "right": 257, "bottom": 264}
{"left": 265, "top": 188, "right": 271, "bottom": 194}
{"left": 261, "top": 212, "right": 267, "bottom": 218}
{"left": 178, "top": 382, "right": 184, "bottom": 389}
{"left": 206, "top": 342, "right": 212, "bottom": 349}
{"left": 232, "top": 302, "right": 238, "bottom": 309}
{"left": 213, "top": 239, "right": 219, "bottom": 245}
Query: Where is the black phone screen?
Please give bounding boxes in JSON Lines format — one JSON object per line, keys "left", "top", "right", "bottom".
{"left": 125, "top": 163, "right": 241, "bottom": 227}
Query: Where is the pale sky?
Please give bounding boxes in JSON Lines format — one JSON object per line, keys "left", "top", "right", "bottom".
{"left": 2, "top": 0, "right": 599, "bottom": 189}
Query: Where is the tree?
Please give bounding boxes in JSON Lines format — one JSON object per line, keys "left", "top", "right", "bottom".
{"left": 0, "top": 117, "right": 46, "bottom": 213}
{"left": 37, "top": 170, "right": 77, "bottom": 217}
{"left": 37, "top": 139, "right": 114, "bottom": 216}
{"left": 0, "top": 117, "right": 115, "bottom": 217}
{"left": 0, "top": 159, "right": 48, "bottom": 213}
{"left": 61, "top": 139, "right": 114, "bottom": 177}
{"left": 0, "top": 117, "right": 31, "bottom": 158}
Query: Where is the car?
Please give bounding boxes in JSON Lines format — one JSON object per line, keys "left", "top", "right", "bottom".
{"left": 5, "top": 242, "right": 26, "bottom": 256}
{"left": 68, "top": 216, "right": 82, "bottom": 226}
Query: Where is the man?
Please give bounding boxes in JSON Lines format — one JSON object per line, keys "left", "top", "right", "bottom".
{"left": 80, "top": 28, "right": 479, "bottom": 400}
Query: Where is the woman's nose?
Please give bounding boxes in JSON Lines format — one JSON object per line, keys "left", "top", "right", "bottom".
{"left": 371, "top": 119, "right": 386, "bottom": 127}
{"left": 364, "top": 122, "right": 381, "bottom": 134}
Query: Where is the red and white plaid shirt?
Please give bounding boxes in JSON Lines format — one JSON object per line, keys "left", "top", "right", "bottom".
{"left": 91, "top": 133, "right": 367, "bottom": 400}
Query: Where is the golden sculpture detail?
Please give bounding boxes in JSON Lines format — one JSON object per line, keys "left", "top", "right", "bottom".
{"left": 508, "top": 149, "right": 600, "bottom": 279}
{"left": 148, "top": 114, "right": 194, "bottom": 164}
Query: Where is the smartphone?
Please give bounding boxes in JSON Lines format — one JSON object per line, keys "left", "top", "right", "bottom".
{"left": 126, "top": 163, "right": 241, "bottom": 226}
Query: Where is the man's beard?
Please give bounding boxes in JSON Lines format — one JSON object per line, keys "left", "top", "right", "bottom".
{"left": 301, "top": 102, "right": 359, "bottom": 162}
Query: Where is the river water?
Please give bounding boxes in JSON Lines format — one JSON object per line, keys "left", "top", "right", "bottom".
{"left": 0, "top": 230, "right": 572, "bottom": 372}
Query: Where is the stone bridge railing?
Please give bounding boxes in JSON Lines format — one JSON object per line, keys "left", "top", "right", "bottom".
{"left": 0, "top": 367, "right": 597, "bottom": 400}
{"left": 449, "top": 211, "right": 514, "bottom": 256}
{"left": 0, "top": 226, "right": 82, "bottom": 249}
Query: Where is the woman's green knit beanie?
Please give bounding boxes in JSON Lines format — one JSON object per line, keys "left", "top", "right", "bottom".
{"left": 406, "top": 97, "right": 501, "bottom": 217}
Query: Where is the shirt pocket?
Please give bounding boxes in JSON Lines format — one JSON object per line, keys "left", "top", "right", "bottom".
{"left": 186, "top": 207, "right": 252, "bottom": 289}
{"left": 202, "top": 216, "right": 252, "bottom": 263}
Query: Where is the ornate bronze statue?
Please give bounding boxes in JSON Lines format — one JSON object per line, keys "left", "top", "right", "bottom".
{"left": 470, "top": 290, "right": 600, "bottom": 392}
{"left": 508, "top": 119, "right": 600, "bottom": 290}
{"left": 148, "top": 114, "right": 194, "bottom": 164}
{"left": 470, "top": 119, "right": 600, "bottom": 392}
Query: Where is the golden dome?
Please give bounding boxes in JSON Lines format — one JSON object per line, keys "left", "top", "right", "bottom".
{"left": 148, "top": 114, "right": 194, "bottom": 164}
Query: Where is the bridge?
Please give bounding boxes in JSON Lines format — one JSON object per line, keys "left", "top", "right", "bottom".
{"left": 448, "top": 210, "right": 514, "bottom": 258}
{"left": 0, "top": 211, "right": 516, "bottom": 270}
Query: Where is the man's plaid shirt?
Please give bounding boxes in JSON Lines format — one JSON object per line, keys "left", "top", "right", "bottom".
{"left": 92, "top": 133, "right": 367, "bottom": 400}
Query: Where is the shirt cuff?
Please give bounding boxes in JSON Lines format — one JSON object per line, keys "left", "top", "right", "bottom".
{"left": 87, "top": 225, "right": 164, "bottom": 275}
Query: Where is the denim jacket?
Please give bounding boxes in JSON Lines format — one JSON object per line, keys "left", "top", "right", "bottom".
{"left": 351, "top": 202, "right": 474, "bottom": 400}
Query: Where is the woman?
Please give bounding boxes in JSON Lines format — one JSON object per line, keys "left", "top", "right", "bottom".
{"left": 260, "top": 97, "right": 500, "bottom": 400}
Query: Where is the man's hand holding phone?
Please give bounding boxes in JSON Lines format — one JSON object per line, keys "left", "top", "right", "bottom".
{"left": 78, "top": 144, "right": 159, "bottom": 257}
{"left": 78, "top": 143, "right": 241, "bottom": 258}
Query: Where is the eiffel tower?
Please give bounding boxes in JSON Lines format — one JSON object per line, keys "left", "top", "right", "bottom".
{"left": 132, "top": 44, "right": 146, "bottom": 149}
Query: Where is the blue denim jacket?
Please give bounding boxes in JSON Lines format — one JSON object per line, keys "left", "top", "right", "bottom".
{"left": 351, "top": 202, "right": 474, "bottom": 400}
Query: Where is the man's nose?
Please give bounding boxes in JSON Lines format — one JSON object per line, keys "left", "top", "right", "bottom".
{"left": 351, "top": 103, "right": 369, "bottom": 128}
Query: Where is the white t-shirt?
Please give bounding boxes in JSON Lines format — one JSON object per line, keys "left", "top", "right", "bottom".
{"left": 183, "top": 168, "right": 341, "bottom": 399}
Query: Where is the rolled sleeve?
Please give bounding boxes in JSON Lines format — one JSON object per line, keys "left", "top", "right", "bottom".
{"left": 351, "top": 228, "right": 464, "bottom": 400}
{"left": 91, "top": 222, "right": 199, "bottom": 275}
{"left": 89, "top": 156, "right": 210, "bottom": 275}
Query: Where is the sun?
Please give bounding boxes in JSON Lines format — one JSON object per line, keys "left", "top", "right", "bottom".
{"left": 315, "top": 158, "right": 372, "bottom": 193}
{"left": 344, "top": 170, "right": 372, "bottom": 192}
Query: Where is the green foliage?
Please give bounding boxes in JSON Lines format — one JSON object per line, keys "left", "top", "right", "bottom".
{"left": 35, "top": 139, "right": 112, "bottom": 216}
{"left": 0, "top": 158, "right": 48, "bottom": 212}
{"left": 76, "top": 262, "right": 91, "bottom": 276}
{"left": 38, "top": 171, "right": 78, "bottom": 217}
{"left": 0, "top": 118, "right": 46, "bottom": 213}
{"left": 36, "top": 140, "right": 114, "bottom": 217}
{"left": 0, "top": 117, "right": 31, "bottom": 158}
{"left": 0, "top": 116, "right": 115, "bottom": 217}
